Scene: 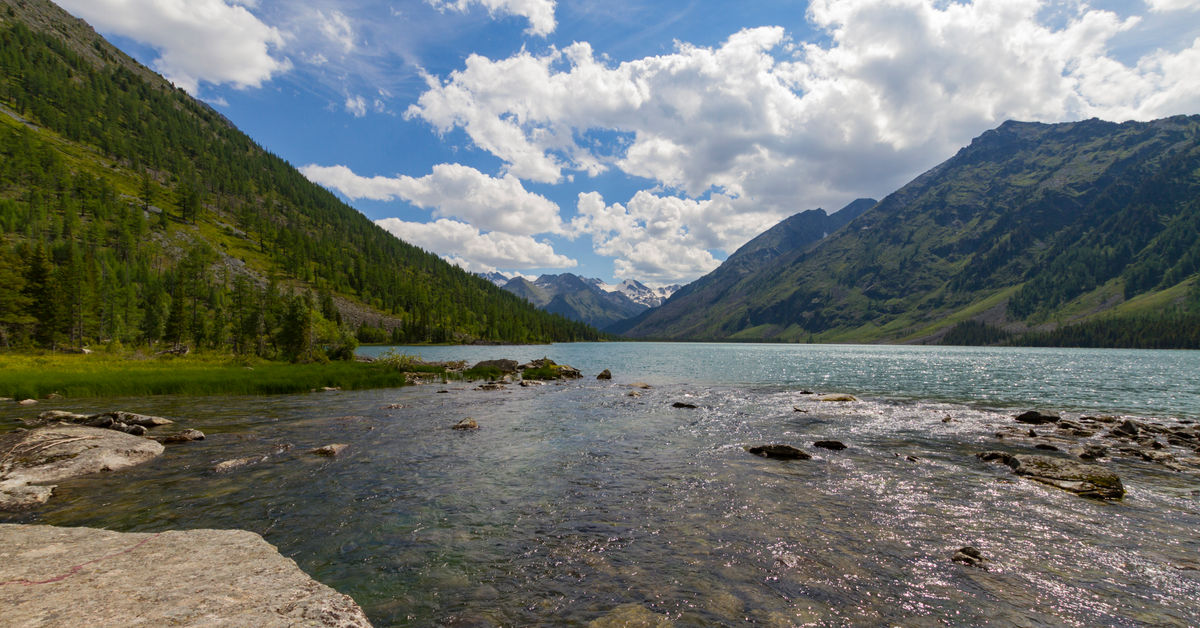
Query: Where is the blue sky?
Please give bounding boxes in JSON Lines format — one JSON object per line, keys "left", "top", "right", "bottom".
{"left": 57, "top": 0, "right": 1200, "bottom": 286}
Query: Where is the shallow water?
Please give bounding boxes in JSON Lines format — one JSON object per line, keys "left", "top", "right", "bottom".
{"left": 3, "top": 343, "right": 1199, "bottom": 626}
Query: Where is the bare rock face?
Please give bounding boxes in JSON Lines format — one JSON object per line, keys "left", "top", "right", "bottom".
{"left": 0, "top": 524, "right": 372, "bottom": 627}
{"left": 0, "top": 425, "right": 164, "bottom": 511}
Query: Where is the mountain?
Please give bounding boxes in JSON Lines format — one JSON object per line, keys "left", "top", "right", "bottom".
{"left": 477, "top": 271, "right": 511, "bottom": 287}
{"left": 611, "top": 279, "right": 680, "bottom": 308}
{"left": 620, "top": 117, "right": 1200, "bottom": 344}
{"left": 0, "top": 0, "right": 601, "bottom": 352}
{"left": 615, "top": 198, "right": 874, "bottom": 337}
{"left": 501, "top": 273, "right": 647, "bottom": 329}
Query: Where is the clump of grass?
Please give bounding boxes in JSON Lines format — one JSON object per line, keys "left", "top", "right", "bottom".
{"left": 462, "top": 365, "right": 504, "bottom": 381}
{"left": 0, "top": 352, "right": 411, "bottom": 398}
{"left": 520, "top": 365, "right": 560, "bottom": 380}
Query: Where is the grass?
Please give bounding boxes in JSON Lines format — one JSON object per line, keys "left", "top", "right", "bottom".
{"left": 0, "top": 352, "right": 413, "bottom": 399}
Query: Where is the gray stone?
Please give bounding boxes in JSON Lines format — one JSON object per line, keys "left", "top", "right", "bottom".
{"left": 951, "top": 546, "right": 988, "bottom": 569}
{"left": 311, "top": 444, "right": 349, "bottom": 456}
{"left": 0, "top": 524, "right": 372, "bottom": 627}
{"left": 813, "top": 440, "right": 847, "bottom": 451}
{"left": 596, "top": 369, "right": 612, "bottom": 380}
{"left": 159, "top": 429, "right": 206, "bottom": 443}
{"left": 0, "top": 425, "right": 164, "bottom": 511}
{"left": 452, "top": 418, "right": 479, "bottom": 431}
{"left": 213, "top": 456, "right": 267, "bottom": 474}
{"left": 978, "top": 451, "right": 1124, "bottom": 499}
{"left": 1014, "top": 410, "right": 1060, "bottom": 425}
{"left": 745, "top": 444, "right": 812, "bottom": 460}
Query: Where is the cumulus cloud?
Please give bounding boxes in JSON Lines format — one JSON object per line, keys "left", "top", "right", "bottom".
{"left": 427, "top": 0, "right": 556, "bottom": 36}
{"left": 345, "top": 95, "right": 367, "bottom": 117}
{"left": 57, "top": 0, "right": 290, "bottom": 93}
{"left": 301, "top": 163, "right": 565, "bottom": 236}
{"left": 405, "top": 0, "right": 1200, "bottom": 281}
{"left": 375, "top": 218, "right": 575, "bottom": 273}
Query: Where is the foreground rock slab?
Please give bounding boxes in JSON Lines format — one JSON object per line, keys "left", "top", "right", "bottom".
{"left": 1, "top": 425, "right": 164, "bottom": 511}
{"left": 0, "top": 524, "right": 372, "bottom": 627}
{"left": 978, "top": 451, "right": 1125, "bottom": 499}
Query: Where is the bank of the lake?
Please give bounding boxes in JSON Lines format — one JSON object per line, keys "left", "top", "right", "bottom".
{"left": 0, "top": 352, "right": 418, "bottom": 400}
{"left": 2, "top": 343, "right": 1198, "bottom": 626}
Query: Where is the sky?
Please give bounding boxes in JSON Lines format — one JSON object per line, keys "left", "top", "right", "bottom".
{"left": 55, "top": 0, "right": 1200, "bottom": 287}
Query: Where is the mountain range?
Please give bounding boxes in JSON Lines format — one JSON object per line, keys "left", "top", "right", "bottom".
{"left": 622, "top": 116, "right": 1200, "bottom": 345}
{"left": 484, "top": 273, "right": 680, "bottom": 330}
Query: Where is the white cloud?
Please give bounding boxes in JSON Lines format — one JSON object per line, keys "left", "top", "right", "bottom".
{"left": 56, "top": 0, "right": 290, "bottom": 93}
{"left": 345, "top": 95, "right": 367, "bottom": 117}
{"left": 405, "top": 0, "right": 1200, "bottom": 282}
{"left": 317, "top": 9, "right": 355, "bottom": 53}
{"left": 1146, "top": 0, "right": 1200, "bottom": 11}
{"left": 427, "top": 0, "right": 556, "bottom": 36}
{"left": 301, "top": 163, "right": 565, "bottom": 236}
{"left": 375, "top": 218, "right": 575, "bottom": 272}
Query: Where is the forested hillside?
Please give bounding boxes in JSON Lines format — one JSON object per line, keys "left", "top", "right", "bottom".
{"left": 0, "top": 0, "right": 600, "bottom": 355}
{"left": 621, "top": 117, "right": 1200, "bottom": 346}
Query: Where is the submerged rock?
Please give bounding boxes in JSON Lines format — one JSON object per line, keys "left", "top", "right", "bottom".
{"left": 311, "top": 444, "right": 348, "bottom": 456}
{"left": 596, "top": 369, "right": 612, "bottom": 380}
{"left": 1014, "top": 410, "right": 1060, "bottom": 425}
{"left": 978, "top": 451, "right": 1124, "bottom": 499}
{"left": 0, "top": 425, "right": 164, "bottom": 511}
{"left": 452, "top": 418, "right": 479, "bottom": 431}
{"left": 813, "top": 440, "right": 847, "bottom": 451}
{"left": 745, "top": 444, "right": 812, "bottom": 460}
{"left": 818, "top": 393, "right": 858, "bottom": 402}
{"left": 588, "top": 603, "right": 672, "bottom": 627}
{"left": 0, "top": 524, "right": 372, "bottom": 627}
{"left": 159, "top": 429, "right": 206, "bottom": 444}
{"left": 212, "top": 456, "right": 268, "bottom": 474}
{"left": 952, "top": 546, "right": 989, "bottom": 570}
{"left": 630, "top": 382, "right": 653, "bottom": 389}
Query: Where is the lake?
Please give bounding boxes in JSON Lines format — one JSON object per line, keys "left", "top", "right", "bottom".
{"left": 3, "top": 343, "right": 1199, "bottom": 626}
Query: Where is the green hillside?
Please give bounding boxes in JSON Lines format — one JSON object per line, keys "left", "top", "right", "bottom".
{"left": 0, "top": 0, "right": 600, "bottom": 355}
{"left": 623, "top": 117, "right": 1200, "bottom": 347}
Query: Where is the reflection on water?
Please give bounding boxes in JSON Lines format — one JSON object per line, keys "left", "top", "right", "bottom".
{"left": 2, "top": 344, "right": 1199, "bottom": 626}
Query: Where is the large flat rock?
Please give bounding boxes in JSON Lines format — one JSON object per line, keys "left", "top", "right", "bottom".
{"left": 0, "top": 524, "right": 372, "bottom": 627}
{"left": 1, "top": 424, "right": 164, "bottom": 510}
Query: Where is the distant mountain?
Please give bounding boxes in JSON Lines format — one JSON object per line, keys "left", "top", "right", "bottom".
{"left": 610, "top": 279, "right": 681, "bottom": 308}
{"left": 477, "top": 271, "right": 511, "bottom": 287}
{"left": 620, "top": 116, "right": 1200, "bottom": 345}
{"left": 616, "top": 198, "right": 874, "bottom": 337}
{"left": 500, "top": 273, "right": 658, "bottom": 329}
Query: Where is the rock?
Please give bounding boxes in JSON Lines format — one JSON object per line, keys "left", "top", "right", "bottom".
{"left": 1111, "top": 419, "right": 1141, "bottom": 438}
{"left": 745, "top": 444, "right": 812, "bottom": 460}
{"left": 44, "top": 393, "right": 63, "bottom": 400}
{"left": 672, "top": 401, "right": 698, "bottom": 409}
{"left": 519, "top": 380, "right": 545, "bottom": 387}
{"left": 1034, "top": 443, "right": 1060, "bottom": 451}
{"left": 630, "top": 382, "right": 653, "bottom": 389}
{"left": 437, "top": 390, "right": 450, "bottom": 394}
{"left": 793, "top": 406, "right": 808, "bottom": 413}
{"left": 813, "top": 440, "right": 847, "bottom": 451}
{"left": 36, "top": 410, "right": 90, "bottom": 422}
{"left": 159, "top": 429, "right": 205, "bottom": 443}
{"left": 0, "top": 524, "right": 372, "bottom": 627}
{"left": 82, "top": 415, "right": 115, "bottom": 429}
{"left": 1014, "top": 410, "right": 1060, "bottom": 425}
{"left": 596, "top": 369, "right": 612, "bottom": 380}
{"left": 102, "top": 411, "right": 174, "bottom": 427}
{"left": 798, "top": 390, "right": 814, "bottom": 395}
{"left": 0, "top": 425, "right": 164, "bottom": 511}
{"left": 818, "top": 393, "right": 858, "bottom": 402}
{"left": 382, "top": 403, "right": 405, "bottom": 409}
{"left": 471, "top": 359, "right": 519, "bottom": 373}
{"left": 1027, "top": 429, "right": 1038, "bottom": 437}
{"left": 977, "top": 451, "right": 1124, "bottom": 499}
{"left": 1073, "top": 444, "right": 1108, "bottom": 461}
{"left": 212, "top": 456, "right": 267, "bottom": 474}
{"left": 942, "top": 415, "right": 954, "bottom": 423}
{"left": 951, "top": 546, "right": 988, "bottom": 569}
{"left": 1056, "top": 419, "right": 1083, "bottom": 431}
{"left": 17, "top": 399, "right": 37, "bottom": 406}
{"left": 475, "top": 382, "right": 504, "bottom": 391}
{"left": 311, "top": 444, "right": 348, "bottom": 456}
{"left": 628, "top": 391, "right": 642, "bottom": 398}
{"left": 122, "top": 424, "right": 148, "bottom": 437}
{"left": 452, "top": 418, "right": 479, "bottom": 431}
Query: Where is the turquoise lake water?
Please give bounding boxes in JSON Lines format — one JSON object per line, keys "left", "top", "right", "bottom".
{"left": 3, "top": 343, "right": 1199, "bottom": 626}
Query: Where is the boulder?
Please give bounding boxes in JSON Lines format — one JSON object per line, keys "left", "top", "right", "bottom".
{"left": 452, "top": 418, "right": 479, "bottom": 431}
{"left": 98, "top": 411, "right": 174, "bottom": 427}
{"left": 471, "top": 359, "right": 519, "bottom": 373}
{"left": 596, "top": 369, "right": 612, "bottom": 380}
{"left": 818, "top": 394, "right": 858, "bottom": 402}
{"left": 978, "top": 451, "right": 1124, "bottom": 499}
{"left": 310, "top": 444, "right": 348, "bottom": 456}
{"left": 813, "top": 440, "right": 847, "bottom": 451}
{"left": 951, "top": 546, "right": 989, "bottom": 569}
{"left": 745, "top": 444, "right": 812, "bottom": 460}
{"left": 17, "top": 399, "right": 37, "bottom": 406}
{"left": 0, "top": 524, "right": 371, "bottom": 627}
{"left": 1014, "top": 411, "right": 1060, "bottom": 425}
{"left": 159, "top": 429, "right": 205, "bottom": 444}
{"left": 1110, "top": 419, "right": 1141, "bottom": 438}
{"left": 0, "top": 425, "right": 164, "bottom": 511}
